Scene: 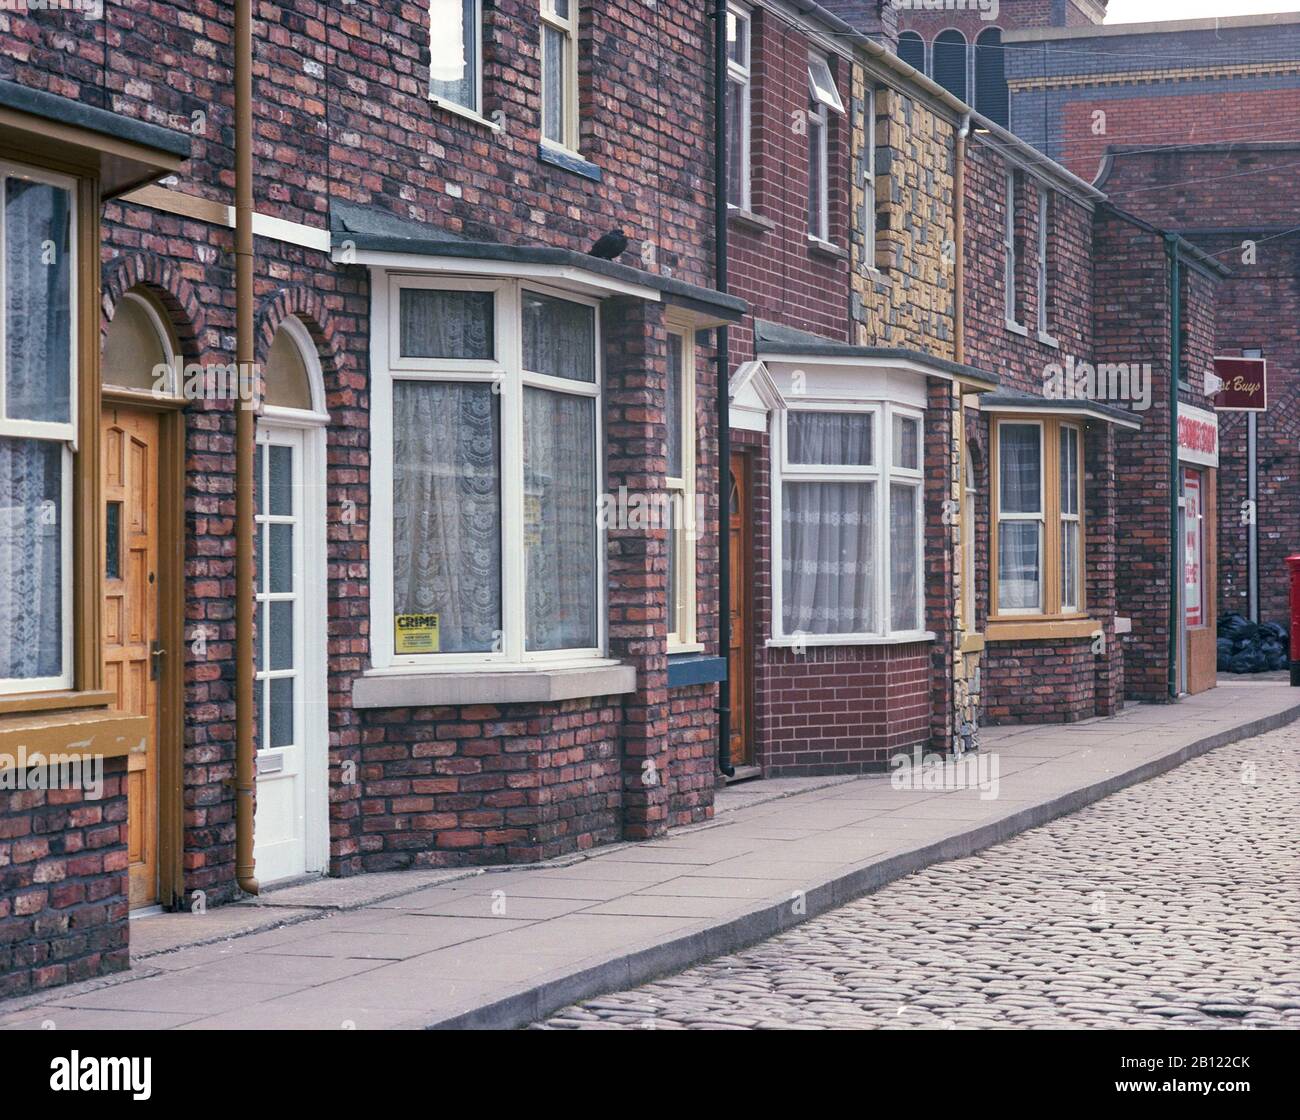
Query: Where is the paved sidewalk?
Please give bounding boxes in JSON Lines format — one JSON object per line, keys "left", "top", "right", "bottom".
{"left": 2, "top": 679, "right": 1297, "bottom": 1031}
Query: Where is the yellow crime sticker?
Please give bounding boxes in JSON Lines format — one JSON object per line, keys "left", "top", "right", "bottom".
{"left": 395, "top": 613, "right": 440, "bottom": 654}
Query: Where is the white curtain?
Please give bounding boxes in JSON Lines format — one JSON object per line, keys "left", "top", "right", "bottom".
{"left": 999, "top": 523, "right": 1041, "bottom": 611}
{"left": 782, "top": 480, "right": 875, "bottom": 636}
{"left": 890, "top": 483, "right": 919, "bottom": 631}
{"left": 788, "top": 411, "right": 872, "bottom": 466}
{"left": 542, "top": 25, "right": 566, "bottom": 143}
{"left": 998, "top": 425, "right": 1041, "bottom": 610}
{"left": 5, "top": 179, "right": 71, "bottom": 424}
{"left": 429, "top": 0, "right": 475, "bottom": 108}
{"left": 399, "top": 288, "right": 492, "bottom": 360}
{"left": 0, "top": 439, "right": 62, "bottom": 681}
{"left": 999, "top": 424, "right": 1040, "bottom": 513}
{"left": 524, "top": 387, "right": 595, "bottom": 650}
{"left": 392, "top": 382, "right": 501, "bottom": 652}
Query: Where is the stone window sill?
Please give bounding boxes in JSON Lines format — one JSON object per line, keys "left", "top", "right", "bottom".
{"left": 538, "top": 143, "right": 602, "bottom": 182}
{"left": 728, "top": 206, "right": 776, "bottom": 234}
{"left": 352, "top": 662, "right": 636, "bottom": 708}
{"left": 808, "top": 236, "right": 848, "bottom": 261}
{"left": 986, "top": 617, "right": 1098, "bottom": 642}
{"left": 766, "top": 632, "right": 935, "bottom": 649}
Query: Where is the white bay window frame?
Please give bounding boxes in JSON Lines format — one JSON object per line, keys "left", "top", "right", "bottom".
{"left": 771, "top": 400, "right": 926, "bottom": 646}
{"left": 371, "top": 273, "right": 606, "bottom": 672}
{"left": 0, "top": 160, "right": 78, "bottom": 694}
{"left": 666, "top": 323, "right": 698, "bottom": 652}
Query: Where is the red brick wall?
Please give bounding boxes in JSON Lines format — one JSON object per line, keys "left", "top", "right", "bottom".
{"left": 730, "top": 10, "right": 853, "bottom": 341}
{"left": 0, "top": 760, "right": 129, "bottom": 998}
{"left": 1097, "top": 148, "right": 1300, "bottom": 626}
{"left": 0, "top": 1, "right": 725, "bottom": 908}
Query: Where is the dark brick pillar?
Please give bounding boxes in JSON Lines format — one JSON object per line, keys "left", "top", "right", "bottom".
{"left": 926, "top": 378, "right": 958, "bottom": 752}
{"left": 603, "top": 298, "right": 671, "bottom": 841}
{"left": 1086, "top": 421, "right": 1125, "bottom": 715}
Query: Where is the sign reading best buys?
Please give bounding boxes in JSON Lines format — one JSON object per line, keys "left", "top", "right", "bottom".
{"left": 1212, "top": 356, "right": 1268, "bottom": 412}
{"left": 1178, "top": 403, "right": 1219, "bottom": 469}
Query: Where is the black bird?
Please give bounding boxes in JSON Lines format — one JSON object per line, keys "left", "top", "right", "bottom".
{"left": 588, "top": 228, "right": 630, "bottom": 260}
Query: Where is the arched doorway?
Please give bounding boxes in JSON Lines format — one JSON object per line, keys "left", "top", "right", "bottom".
{"left": 253, "top": 316, "right": 330, "bottom": 883}
{"left": 101, "top": 287, "right": 186, "bottom": 910}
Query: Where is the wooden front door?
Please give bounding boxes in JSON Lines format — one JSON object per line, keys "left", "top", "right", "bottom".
{"left": 102, "top": 406, "right": 161, "bottom": 909}
{"left": 728, "top": 451, "right": 753, "bottom": 767}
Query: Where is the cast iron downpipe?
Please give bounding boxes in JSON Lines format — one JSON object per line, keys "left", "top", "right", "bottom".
{"left": 712, "top": 0, "right": 734, "bottom": 778}
{"left": 1166, "top": 235, "right": 1181, "bottom": 702}
{"left": 234, "top": 0, "right": 259, "bottom": 895}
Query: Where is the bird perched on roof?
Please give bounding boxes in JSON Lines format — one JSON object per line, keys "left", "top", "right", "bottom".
{"left": 588, "top": 229, "right": 630, "bottom": 260}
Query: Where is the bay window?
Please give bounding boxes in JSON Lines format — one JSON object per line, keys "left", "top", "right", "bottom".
{"left": 993, "top": 418, "right": 1083, "bottom": 618}
{"left": 807, "top": 52, "right": 844, "bottom": 245}
{"left": 666, "top": 326, "right": 697, "bottom": 649}
{"left": 775, "top": 404, "right": 924, "bottom": 642}
{"left": 726, "top": 3, "right": 752, "bottom": 211}
{"left": 540, "top": 0, "right": 579, "bottom": 151}
{"left": 0, "top": 162, "right": 76, "bottom": 693}
{"left": 379, "top": 277, "right": 601, "bottom": 668}
{"left": 429, "top": 0, "right": 482, "bottom": 114}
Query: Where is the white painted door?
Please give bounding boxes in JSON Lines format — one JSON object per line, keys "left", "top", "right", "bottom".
{"left": 254, "top": 427, "right": 310, "bottom": 883}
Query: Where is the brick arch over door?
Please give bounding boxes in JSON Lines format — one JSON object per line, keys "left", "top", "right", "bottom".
{"left": 254, "top": 287, "right": 349, "bottom": 409}
{"left": 101, "top": 254, "right": 206, "bottom": 360}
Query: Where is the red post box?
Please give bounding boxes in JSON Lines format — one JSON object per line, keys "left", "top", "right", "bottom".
{"left": 1289, "top": 554, "right": 1300, "bottom": 687}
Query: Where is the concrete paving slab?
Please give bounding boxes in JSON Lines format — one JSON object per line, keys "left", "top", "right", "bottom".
{"left": 2, "top": 1006, "right": 205, "bottom": 1031}
{"left": 1, "top": 684, "right": 1294, "bottom": 1031}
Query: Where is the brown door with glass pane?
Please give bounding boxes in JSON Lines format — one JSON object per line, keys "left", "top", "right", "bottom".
{"left": 102, "top": 406, "right": 160, "bottom": 908}
{"left": 728, "top": 451, "right": 753, "bottom": 767}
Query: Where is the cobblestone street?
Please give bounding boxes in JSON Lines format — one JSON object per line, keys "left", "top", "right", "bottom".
{"left": 535, "top": 726, "right": 1300, "bottom": 1030}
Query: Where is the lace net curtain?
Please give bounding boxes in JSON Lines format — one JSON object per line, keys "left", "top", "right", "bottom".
{"left": 782, "top": 412, "right": 875, "bottom": 635}
{"left": 998, "top": 425, "right": 1041, "bottom": 610}
{"left": 0, "top": 179, "right": 71, "bottom": 682}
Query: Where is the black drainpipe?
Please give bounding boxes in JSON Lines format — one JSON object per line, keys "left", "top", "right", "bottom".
{"left": 1166, "top": 234, "right": 1181, "bottom": 701}
{"left": 712, "top": 0, "right": 734, "bottom": 777}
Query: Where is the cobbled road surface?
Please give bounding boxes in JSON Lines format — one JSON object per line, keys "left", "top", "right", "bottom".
{"left": 534, "top": 724, "right": 1300, "bottom": 1029}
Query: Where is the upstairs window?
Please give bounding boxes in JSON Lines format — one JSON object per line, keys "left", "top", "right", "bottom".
{"left": 807, "top": 52, "right": 845, "bottom": 245}
{"left": 861, "top": 86, "right": 877, "bottom": 272}
{"left": 898, "top": 31, "right": 925, "bottom": 75}
{"left": 975, "top": 28, "right": 1008, "bottom": 128}
{"left": 541, "top": 0, "right": 579, "bottom": 151}
{"left": 726, "top": 3, "right": 753, "bottom": 210}
{"left": 429, "top": 0, "right": 482, "bottom": 114}
{"left": 1037, "top": 188, "right": 1054, "bottom": 340}
{"left": 933, "top": 30, "right": 968, "bottom": 103}
{"left": 1005, "top": 167, "right": 1025, "bottom": 329}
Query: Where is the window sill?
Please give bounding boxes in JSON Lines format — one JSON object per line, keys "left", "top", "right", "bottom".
{"left": 428, "top": 95, "right": 502, "bottom": 133}
{"left": 668, "top": 653, "right": 727, "bottom": 689}
{"left": 986, "top": 618, "right": 1099, "bottom": 642}
{"left": 1037, "top": 330, "right": 1059, "bottom": 349}
{"left": 767, "top": 632, "right": 935, "bottom": 649}
{"left": 538, "top": 143, "right": 602, "bottom": 182}
{"left": 0, "top": 706, "right": 147, "bottom": 769}
{"left": 807, "top": 236, "right": 848, "bottom": 261}
{"left": 728, "top": 207, "right": 776, "bottom": 234}
{"left": 1005, "top": 319, "right": 1029, "bottom": 337}
{"left": 352, "top": 662, "right": 636, "bottom": 708}
{"left": 0, "top": 689, "right": 116, "bottom": 717}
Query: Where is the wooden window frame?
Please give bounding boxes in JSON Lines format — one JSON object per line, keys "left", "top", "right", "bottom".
{"left": 428, "top": 0, "right": 484, "bottom": 119}
{"left": 990, "top": 416, "right": 1086, "bottom": 624}
{"left": 726, "top": 1, "right": 753, "bottom": 212}
{"left": 861, "top": 85, "right": 877, "bottom": 274}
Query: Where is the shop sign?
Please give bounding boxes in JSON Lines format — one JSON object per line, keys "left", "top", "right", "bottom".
{"left": 1177, "top": 404, "right": 1218, "bottom": 469}
{"left": 1211, "top": 356, "right": 1268, "bottom": 412}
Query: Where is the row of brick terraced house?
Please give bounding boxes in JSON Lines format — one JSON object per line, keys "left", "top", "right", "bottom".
{"left": 0, "top": 0, "right": 1223, "bottom": 996}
